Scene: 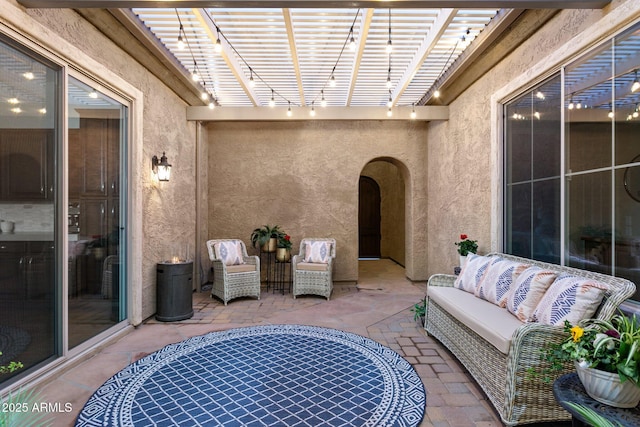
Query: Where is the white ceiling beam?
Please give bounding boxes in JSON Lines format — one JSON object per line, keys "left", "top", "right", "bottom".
{"left": 346, "top": 9, "right": 374, "bottom": 106}
{"left": 283, "top": 8, "right": 305, "bottom": 106}
{"left": 17, "top": 1, "right": 613, "bottom": 9}
{"left": 193, "top": 8, "right": 261, "bottom": 106}
{"left": 187, "top": 105, "right": 448, "bottom": 121}
{"left": 390, "top": 8, "right": 456, "bottom": 106}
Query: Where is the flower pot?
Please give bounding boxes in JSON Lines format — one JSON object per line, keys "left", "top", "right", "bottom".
{"left": 261, "top": 237, "right": 277, "bottom": 253}
{"left": 459, "top": 255, "right": 467, "bottom": 269}
{"left": 575, "top": 361, "right": 640, "bottom": 408}
{"left": 276, "top": 248, "right": 290, "bottom": 262}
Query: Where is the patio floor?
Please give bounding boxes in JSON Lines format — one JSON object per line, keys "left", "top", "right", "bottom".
{"left": 37, "top": 259, "right": 565, "bottom": 426}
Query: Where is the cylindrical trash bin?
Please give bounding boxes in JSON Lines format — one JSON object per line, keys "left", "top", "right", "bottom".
{"left": 156, "top": 261, "right": 194, "bottom": 321}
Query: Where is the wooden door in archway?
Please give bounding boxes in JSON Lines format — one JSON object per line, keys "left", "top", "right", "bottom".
{"left": 359, "top": 176, "right": 381, "bottom": 258}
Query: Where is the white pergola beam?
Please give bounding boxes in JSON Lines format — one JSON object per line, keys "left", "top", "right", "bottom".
{"left": 391, "top": 8, "right": 456, "bottom": 105}
{"left": 283, "top": 8, "right": 305, "bottom": 106}
{"left": 18, "top": 1, "right": 612, "bottom": 9}
{"left": 187, "top": 105, "right": 448, "bottom": 121}
{"left": 346, "top": 9, "right": 374, "bottom": 106}
{"left": 193, "top": 8, "right": 261, "bottom": 106}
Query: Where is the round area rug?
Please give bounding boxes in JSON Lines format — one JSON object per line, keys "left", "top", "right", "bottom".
{"left": 75, "top": 324, "right": 426, "bottom": 426}
{"left": 0, "top": 326, "right": 30, "bottom": 365}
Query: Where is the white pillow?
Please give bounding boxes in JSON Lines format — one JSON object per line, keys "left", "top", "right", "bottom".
{"left": 453, "top": 254, "right": 492, "bottom": 294}
{"left": 214, "top": 241, "right": 244, "bottom": 266}
{"left": 474, "top": 257, "right": 530, "bottom": 307}
{"left": 304, "top": 241, "right": 331, "bottom": 263}
{"left": 531, "top": 273, "right": 608, "bottom": 326}
{"left": 506, "top": 266, "right": 557, "bottom": 322}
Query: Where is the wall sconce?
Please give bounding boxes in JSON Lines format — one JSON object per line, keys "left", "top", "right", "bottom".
{"left": 152, "top": 152, "right": 172, "bottom": 182}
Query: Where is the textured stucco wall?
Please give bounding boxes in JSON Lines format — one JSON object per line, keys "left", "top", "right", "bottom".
{"left": 207, "top": 121, "right": 428, "bottom": 281}
{"left": 11, "top": 4, "right": 198, "bottom": 321}
{"left": 361, "top": 161, "right": 406, "bottom": 266}
{"left": 425, "top": 3, "right": 638, "bottom": 277}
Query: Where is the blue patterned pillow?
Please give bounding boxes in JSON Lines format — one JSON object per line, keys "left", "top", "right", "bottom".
{"left": 474, "top": 257, "right": 529, "bottom": 307}
{"left": 453, "top": 254, "right": 492, "bottom": 293}
{"left": 304, "top": 241, "right": 331, "bottom": 263}
{"left": 531, "top": 273, "right": 608, "bottom": 326}
{"left": 214, "top": 241, "right": 244, "bottom": 266}
{"left": 505, "top": 266, "right": 557, "bottom": 322}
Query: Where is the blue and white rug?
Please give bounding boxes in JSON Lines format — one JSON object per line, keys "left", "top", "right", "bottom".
{"left": 75, "top": 324, "right": 426, "bottom": 426}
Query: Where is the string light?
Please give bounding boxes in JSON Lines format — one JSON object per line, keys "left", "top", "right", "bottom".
{"left": 215, "top": 27, "right": 222, "bottom": 53}
{"left": 287, "top": 101, "right": 292, "bottom": 117}
{"left": 386, "top": 9, "right": 392, "bottom": 54}
{"left": 321, "top": 90, "right": 327, "bottom": 107}
{"left": 177, "top": 24, "right": 185, "bottom": 50}
{"left": 330, "top": 69, "right": 337, "bottom": 87}
{"left": 249, "top": 69, "right": 255, "bottom": 87}
{"left": 208, "top": 100, "right": 215, "bottom": 109}
{"left": 310, "top": 102, "right": 316, "bottom": 117}
{"left": 387, "top": 107, "right": 392, "bottom": 117}
{"left": 568, "top": 97, "right": 574, "bottom": 110}
{"left": 433, "top": 89, "right": 441, "bottom": 98}
{"left": 387, "top": 90, "right": 393, "bottom": 108}
{"left": 269, "top": 89, "right": 275, "bottom": 107}
{"left": 89, "top": 89, "right": 98, "bottom": 99}
{"left": 410, "top": 103, "right": 416, "bottom": 119}
{"left": 632, "top": 70, "right": 640, "bottom": 92}
{"left": 191, "top": 60, "right": 200, "bottom": 81}
{"left": 349, "top": 27, "right": 356, "bottom": 51}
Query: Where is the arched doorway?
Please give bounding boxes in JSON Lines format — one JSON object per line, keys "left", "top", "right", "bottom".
{"left": 359, "top": 176, "right": 381, "bottom": 258}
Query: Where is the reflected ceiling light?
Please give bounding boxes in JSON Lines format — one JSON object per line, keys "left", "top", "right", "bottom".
{"left": 23, "top": 71, "right": 34, "bottom": 80}
{"left": 410, "top": 103, "right": 416, "bottom": 119}
{"left": 534, "top": 111, "right": 541, "bottom": 119}
{"left": 7, "top": 98, "right": 19, "bottom": 104}
{"left": 10, "top": 107, "right": 21, "bottom": 114}
{"left": 535, "top": 91, "right": 545, "bottom": 100}
{"left": 576, "top": 103, "right": 582, "bottom": 109}
{"left": 568, "top": 98, "right": 574, "bottom": 110}
{"left": 89, "top": 89, "right": 98, "bottom": 99}
{"left": 38, "top": 108, "right": 47, "bottom": 114}
{"left": 321, "top": 90, "right": 327, "bottom": 107}
{"left": 634, "top": 104, "right": 639, "bottom": 118}
{"left": 608, "top": 110, "right": 614, "bottom": 119}
{"left": 632, "top": 70, "right": 640, "bottom": 92}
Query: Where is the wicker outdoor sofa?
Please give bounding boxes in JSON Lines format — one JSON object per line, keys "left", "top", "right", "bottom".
{"left": 424, "top": 252, "right": 636, "bottom": 426}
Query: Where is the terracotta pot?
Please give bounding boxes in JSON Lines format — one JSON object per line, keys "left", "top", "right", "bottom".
{"left": 261, "top": 237, "right": 277, "bottom": 253}
{"left": 575, "top": 361, "right": 640, "bottom": 408}
{"left": 276, "top": 248, "right": 291, "bottom": 262}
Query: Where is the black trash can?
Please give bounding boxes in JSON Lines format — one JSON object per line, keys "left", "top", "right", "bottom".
{"left": 156, "top": 261, "right": 194, "bottom": 321}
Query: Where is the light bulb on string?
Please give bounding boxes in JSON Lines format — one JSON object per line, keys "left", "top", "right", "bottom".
{"left": 310, "top": 102, "right": 316, "bottom": 117}
{"left": 330, "top": 73, "right": 336, "bottom": 87}
{"left": 201, "top": 90, "right": 209, "bottom": 101}
{"left": 321, "top": 90, "right": 327, "bottom": 107}
{"left": 249, "top": 69, "right": 255, "bottom": 88}
{"left": 208, "top": 100, "right": 215, "bottom": 109}
{"left": 386, "top": 9, "right": 392, "bottom": 54}
{"left": 191, "top": 61, "right": 200, "bottom": 82}
{"left": 215, "top": 28, "right": 222, "bottom": 53}
{"left": 434, "top": 89, "right": 441, "bottom": 98}
{"left": 177, "top": 24, "right": 185, "bottom": 50}
{"left": 269, "top": 89, "right": 275, "bottom": 108}
{"left": 387, "top": 108, "right": 392, "bottom": 117}
{"left": 568, "top": 98, "right": 574, "bottom": 110}
{"left": 287, "top": 101, "right": 292, "bottom": 117}
{"left": 634, "top": 104, "right": 639, "bottom": 118}
{"left": 410, "top": 103, "right": 416, "bottom": 119}
{"left": 349, "top": 27, "right": 356, "bottom": 51}
{"left": 632, "top": 70, "right": 640, "bottom": 92}
{"left": 387, "top": 90, "right": 393, "bottom": 108}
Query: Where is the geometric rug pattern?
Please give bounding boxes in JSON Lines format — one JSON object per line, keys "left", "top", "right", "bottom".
{"left": 75, "top": 324, "right": 426, "bottom": 426}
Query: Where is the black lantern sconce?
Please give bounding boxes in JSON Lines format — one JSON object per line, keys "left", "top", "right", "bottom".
{"left": 152, "top": 152, "right": 172, "bottom": 182}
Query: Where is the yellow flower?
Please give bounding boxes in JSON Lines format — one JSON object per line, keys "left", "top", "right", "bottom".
{"left": 571, "top": 326, "right": 584, "bottom": 342}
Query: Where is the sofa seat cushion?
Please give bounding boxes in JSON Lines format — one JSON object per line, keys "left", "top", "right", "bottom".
{"left": 296, "top": 262, "right": 328, "bottom": 271}
{"left": 226, "top": 264, "right": 256, "bottom": 274}
{"left": 428, "top": 287, "right": 524, "bottom": 354}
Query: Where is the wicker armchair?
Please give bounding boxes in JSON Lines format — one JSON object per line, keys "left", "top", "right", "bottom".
{"left": 292, "top": 238, "right": 336, "bottom": 300}
{"left": 206, "top": 239, "right": 260, "bottom": 305}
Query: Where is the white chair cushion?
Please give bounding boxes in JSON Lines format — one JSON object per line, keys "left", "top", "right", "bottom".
{"left": 454, "top": 254, "right": 492, "bottom": 294}
{"left": 214, "top": 241, "right": 244, "bottom": 266}
{"left": 428, "top": 287, "right": 524, "bottom": 354}
{"left": 303, "top": 241, "right": 331, "bottom": 263}
{"left": 296, "top": 262, "right": 328, "bottom": 271}
{"left": 532, "top": 273, "right": 608, "bottom": 326}
{"left": 474, "top": 257, "right": 530, "bottom": 307}
{"left": 226, "top": 264, "right": 256, "bottom": 274}
{"left": 506, "top": 266, "right": 557, "bottom": 322}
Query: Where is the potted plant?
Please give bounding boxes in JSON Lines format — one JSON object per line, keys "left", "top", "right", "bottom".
{"left": 411, "top": 299, "right": 426, "bottom": 326}
{"left": 250, "top": 225, "right": 283, "bottom": 253}
{"left": 541, "top": 312, "right": 640, "bottom": 408}
{"left": 276, "top": 234, "right": 292, "bottom": 262}
{"left": 454, "top": 234, "right": 478, "bottom": 268}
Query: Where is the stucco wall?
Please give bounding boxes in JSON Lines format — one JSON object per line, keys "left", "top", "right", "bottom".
{"left": 207, "top": 120, "right": 428, "bottom": 281}
{"left": 8, "top": 3, "right": 197, "bottom": 321}
{"left": 361, "top": 161, "right": 406, "bottom": 266}
{"left": 425, "top": 2, "right": 639, "bottom": 277}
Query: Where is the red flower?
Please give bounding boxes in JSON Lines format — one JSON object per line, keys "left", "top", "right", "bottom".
{"left": 284, "top": 235, "right": 291, "bottom": 241}
{"left": 460, "top": 234, "right": 468, "bottom": 240}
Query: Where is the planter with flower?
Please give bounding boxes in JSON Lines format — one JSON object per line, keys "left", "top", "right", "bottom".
{"left": 250, "top": 225, "right": 283, "bottom": 253}
{"left": 276, "top": 234, "right": 293, "bottom": 262}
{"left": 542, "top": 312, "right": 640, "bottom": 408}
{"left": 454, "top": 234, "right": 478, "bottom": 268}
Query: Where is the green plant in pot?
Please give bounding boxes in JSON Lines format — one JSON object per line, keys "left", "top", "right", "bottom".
{"left": 411, "top": 299, "right": 426, "bottom": 326}
{"left": 276, "top": 234, "right": 292, "bottom": 262}
{"left": 250, "top": 225, "right": 283, "bottom": 253}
